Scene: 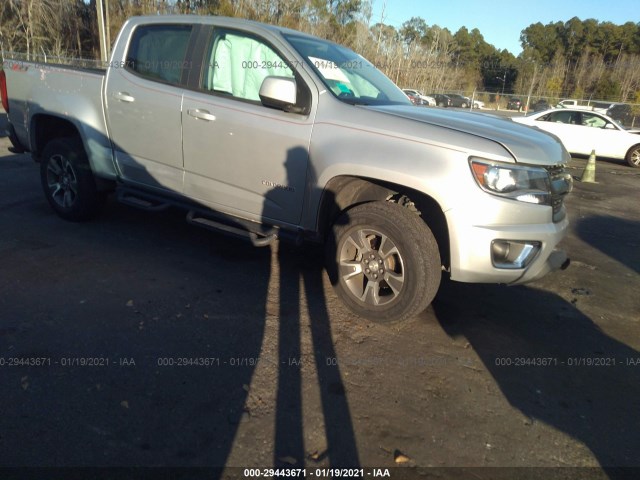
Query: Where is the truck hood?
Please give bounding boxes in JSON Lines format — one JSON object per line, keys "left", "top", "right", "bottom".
{"left": 365, "top": 105, "right": 570, "bottom": 167}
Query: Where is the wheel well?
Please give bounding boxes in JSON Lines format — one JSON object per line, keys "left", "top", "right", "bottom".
{"left": 318, "top": 176, "right": 450, "bottom": 269}
{"left": 31, "top": 114, "right": 81, "bottom": 160}
{"left": 30, "top": 115, "right": 115, "bottom": 192}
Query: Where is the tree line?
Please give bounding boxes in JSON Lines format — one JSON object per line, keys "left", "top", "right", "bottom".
{"left": 1, "top": 0, "right": 639, "bottom": 104}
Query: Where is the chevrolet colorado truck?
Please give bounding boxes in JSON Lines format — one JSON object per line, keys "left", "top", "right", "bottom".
{"left": 1, "top": 15, "right": 572, "bottom": 322}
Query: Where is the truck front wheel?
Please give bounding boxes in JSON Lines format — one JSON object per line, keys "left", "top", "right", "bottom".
{"left": 326, "top": 201, "right": 441, "bottom": 323}
{"left": 40, "top": 138, "right": 106, "bottom": 221}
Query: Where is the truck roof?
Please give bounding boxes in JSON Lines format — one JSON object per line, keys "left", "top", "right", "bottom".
{"left": 125, "top": 15, "right": 323, "bottom": 42}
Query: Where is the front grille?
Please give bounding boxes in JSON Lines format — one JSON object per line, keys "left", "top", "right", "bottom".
{"left": 547, "top": 165, "right": 573, "bottom": 222}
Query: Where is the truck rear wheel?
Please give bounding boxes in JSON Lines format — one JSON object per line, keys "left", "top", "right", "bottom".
{"left": 326, "top": 201, "right": 441, "bottom": 323}
{"left": 40, "top": 138, "right": 106, "bottom": 221}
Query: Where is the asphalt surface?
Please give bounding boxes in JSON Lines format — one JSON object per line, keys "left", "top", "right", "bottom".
{"left": 1, "top": 109, "right": 639, "bottom": 480}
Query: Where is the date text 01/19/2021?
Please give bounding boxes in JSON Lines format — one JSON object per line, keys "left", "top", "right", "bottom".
{"left": 243, "top": 468, "right": 391, "bottom": 477}
{"left": 493, "top": 357, "right": 631, "bottom": 367}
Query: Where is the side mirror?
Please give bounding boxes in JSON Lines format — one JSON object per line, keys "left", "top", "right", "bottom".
{"left": 259, "top": 76, "right": 297, "bottom": 110}
{"left": 605, "top": 123, "right": 616, "bottom": 130}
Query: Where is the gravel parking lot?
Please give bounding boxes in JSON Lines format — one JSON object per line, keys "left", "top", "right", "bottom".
{"left": 1, "top": 110, "right": 639, "bottom": 479}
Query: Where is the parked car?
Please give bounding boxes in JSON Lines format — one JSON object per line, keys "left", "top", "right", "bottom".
{"left": 506, "top": 97, "right": 522, "bottom": 111}
{"left": 472, "top": 99, "right": 485, "bottom": 109}
{"left": 428, "top": 94, "right": 451, "bottom": 107}
{"left": 402, "top": 90, "right": 422, "bottom": 105}
{"left": 606, "top": 103, "right": 634, "bottom": 127}
{"left": 446, "top": 93, "right": 471, "bottom": 108}
{"left": 531, "top": 99, "right": 551, "bottom": 112}
{"left": 592, "top": 101, "right": 614, "bottom": 112}
{"left": 557, "top": 99, "right": 608, "bottom": 113}
{"left": 513, "top": 108, "right": 640, "bottom": 167}
{"left": 402, "top": 89, "right": 436, "bottom": 107}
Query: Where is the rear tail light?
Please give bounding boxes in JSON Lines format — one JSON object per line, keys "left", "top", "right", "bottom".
{"left": 0, "top": 70, "right": 9, "bottom": 113}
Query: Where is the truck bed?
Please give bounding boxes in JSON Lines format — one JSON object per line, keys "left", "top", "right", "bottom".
{"left": 4, "top": 59, "right": 115, "bottom": 179}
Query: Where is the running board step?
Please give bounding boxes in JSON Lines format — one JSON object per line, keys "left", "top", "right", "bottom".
{"left": 117, "top": 189, "right": 171, "bottom": 212}
{"left": 186, "top": 211, "right": 277, "bottom": 247}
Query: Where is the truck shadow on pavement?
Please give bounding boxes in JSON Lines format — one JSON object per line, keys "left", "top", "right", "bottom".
{"left": 0, "top": 142, "right": 361, "bottom": 475}
{"left": 433, "top": 280, "right": 640, "bottom": 479}
{"left": 575, "top": 215, "right": 640, "bottom": 274}
{"left": 0, "top": 202, "right": 274, "bottom": 471}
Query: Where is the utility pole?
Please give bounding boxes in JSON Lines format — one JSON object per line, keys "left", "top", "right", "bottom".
{"left": 105, "top": 0, "right": 111, "bottom": 60}
{"left": 525, "top": 62, "right": 537, "bottom": 113}
{"left": 495, "top": 72, "right": 507, "bottom": 110}
{"left": 376, "top": 0, "right": 387, "bottom": 55}
{"left": 96, "top": 0, "right": 108, "bottom": 64}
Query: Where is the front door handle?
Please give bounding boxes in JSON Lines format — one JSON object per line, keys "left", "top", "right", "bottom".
{"left": 188, "top": 109, "right": 216, "bottom": 122}
{"left": 114, "top": 92, "right": 135, "bottom": 103}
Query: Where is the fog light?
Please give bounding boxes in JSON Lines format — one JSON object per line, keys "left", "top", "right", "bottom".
{"left": 491, "top": 240, "right": 541, "bottom": 269}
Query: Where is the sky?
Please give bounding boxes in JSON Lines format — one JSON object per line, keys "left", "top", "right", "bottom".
{"left": 370, "top": 0, "right": 639, "bottom": 56}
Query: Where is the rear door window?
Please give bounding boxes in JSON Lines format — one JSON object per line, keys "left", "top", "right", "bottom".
{"left": 126, "top": 24, "right": 192, "bottom": 85}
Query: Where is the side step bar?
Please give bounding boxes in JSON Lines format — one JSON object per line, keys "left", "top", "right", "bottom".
{"left": 116, "top": 186, "right": 302, "bottom": 247}
{"left": 186, "top": 211, "right": 277, "bottom": 247}
{"left": 117, "top": 189, "right": 171, "bottom": 212}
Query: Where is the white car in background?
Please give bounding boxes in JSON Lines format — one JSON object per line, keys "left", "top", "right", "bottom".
{"left": 473, "top": 99, "right": 485, "bottom": 109}
{"left": 556, "top": 99, "right": 609, "bottom": 113}
{"left": 513, "top": 108, "right": 640, "bottom": 167}
{"left": 402, "top": 89, "right": 436, "bottom": 107}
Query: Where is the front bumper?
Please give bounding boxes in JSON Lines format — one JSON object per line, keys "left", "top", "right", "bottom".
{"left": 446, "top": 210, "right": 570, "bottom": 285}
{"left": 522, "top": 248, "right": 570, "bottom": 284}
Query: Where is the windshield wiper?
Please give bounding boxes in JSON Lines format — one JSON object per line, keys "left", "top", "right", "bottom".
{"left": 341, "top": 99, "right": 370, "bottom": 106}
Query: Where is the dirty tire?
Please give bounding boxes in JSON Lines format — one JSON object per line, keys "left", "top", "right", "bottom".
{"left": 326, "top": 201, "right": 441, "bottom": 323}
{"left": 626, "top": 144, "right": 640, "bottom": 168}
{"left": 40, "top": 137, "right": 106, "bottom": 221}
{"left": 461, "top": 102, "right": 468, "bottom": 108}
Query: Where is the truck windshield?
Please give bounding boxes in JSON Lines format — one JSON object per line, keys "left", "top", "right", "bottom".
{"left": 284, "top": 34, "right": 411, "bottom": 106}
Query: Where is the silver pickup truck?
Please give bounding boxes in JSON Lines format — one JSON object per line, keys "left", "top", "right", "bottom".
{"left": 1, "top": 15, "right": 572, "bottom": 322}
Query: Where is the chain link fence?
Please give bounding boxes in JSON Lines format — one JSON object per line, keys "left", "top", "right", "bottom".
{"left": 3, "top": 50, "right": 639, "bottom": 129}
{"left": 1, "top": 51, "right": 105, "bottom": 71}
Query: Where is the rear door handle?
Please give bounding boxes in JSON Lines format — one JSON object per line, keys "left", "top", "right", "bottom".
{"left": 114, "top": 92, "right": 135, "bottom": 103}
{"left": 188, "top": 109, "right": 216, "bottom": 122}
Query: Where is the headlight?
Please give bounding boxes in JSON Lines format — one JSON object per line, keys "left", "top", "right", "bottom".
{"left": 470, "top": 159, "right": 552, "bottom": 206}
